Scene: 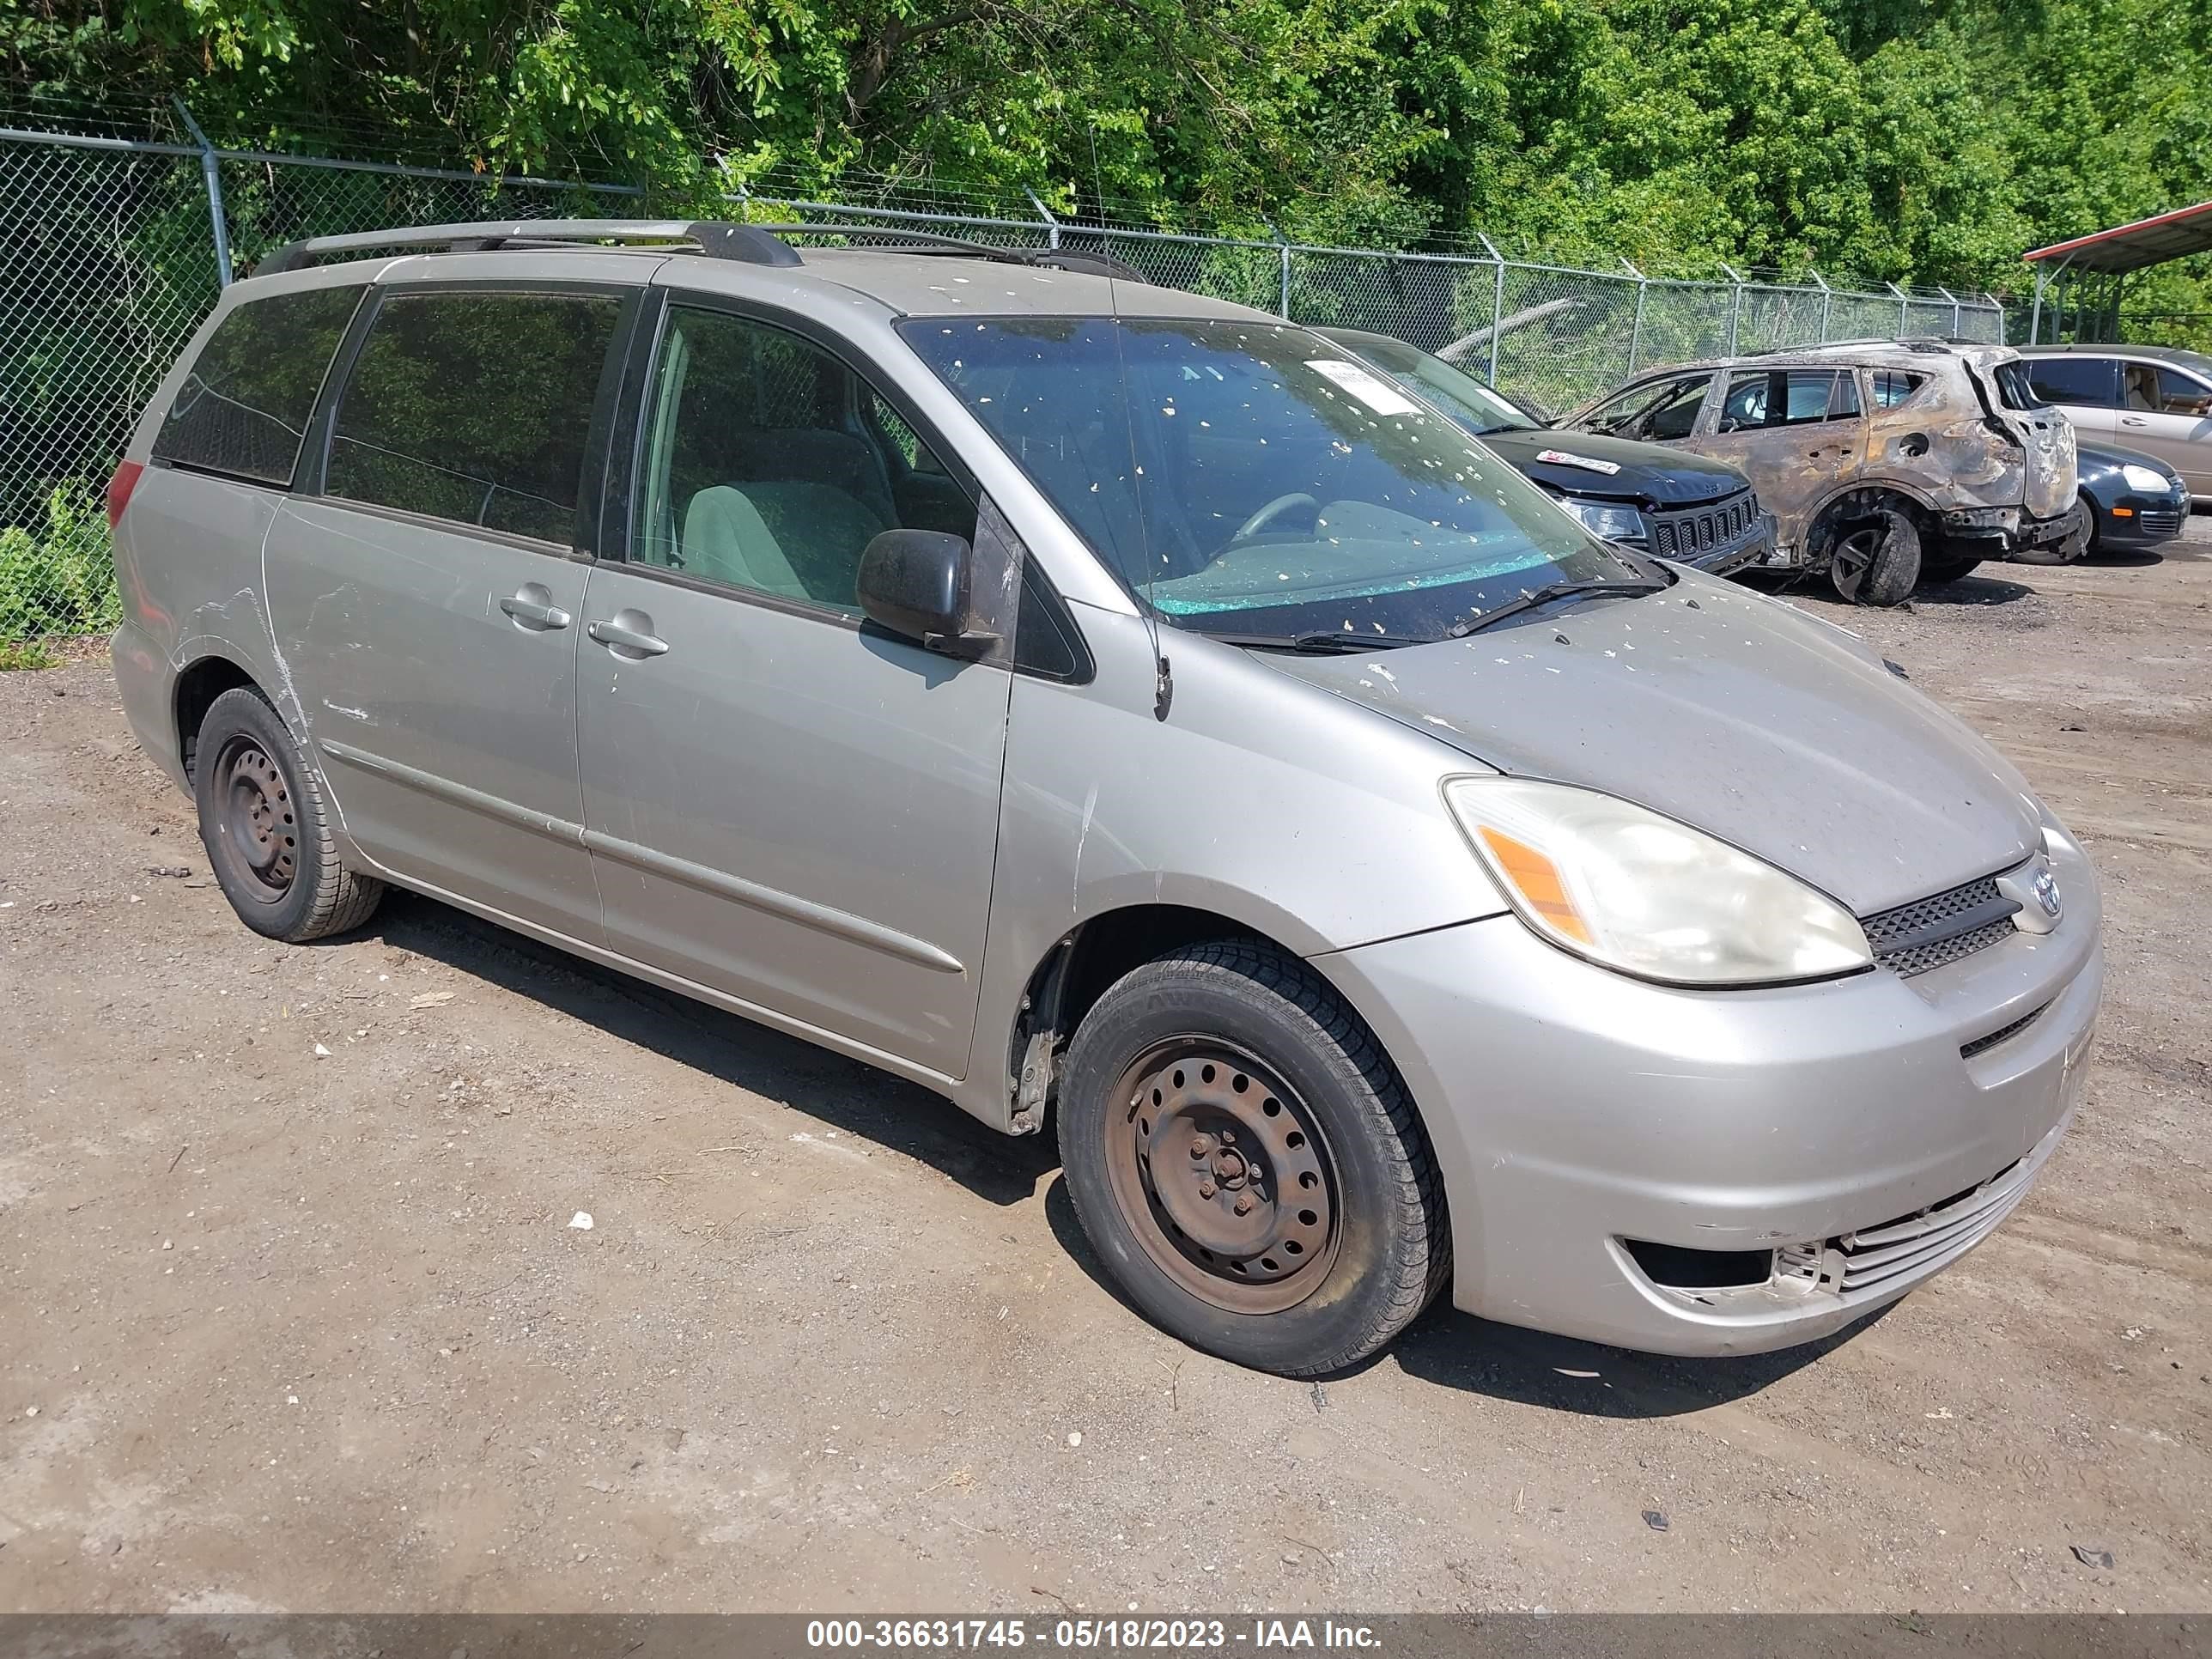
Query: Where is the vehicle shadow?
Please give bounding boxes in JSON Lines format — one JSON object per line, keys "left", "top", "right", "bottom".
{"left": 1037, "top": 1170, "right": 1878, "bottom": 1414}
{"left": 1738, "top": 570, "right": 2037, "bottom": 608}
{"left": 1905, "top": 574, "right": 2039, "bottom": 606}
{"left": 358, "top": 889, "right": 1059, "bottom": 1209}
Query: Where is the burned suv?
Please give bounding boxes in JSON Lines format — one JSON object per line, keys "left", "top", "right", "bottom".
{"left": 1565, "top": 342, "right": 2085, "bottom": 604}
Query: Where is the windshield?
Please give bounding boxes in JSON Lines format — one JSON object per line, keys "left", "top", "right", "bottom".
{"left": 900, "top": 315, "right": 1646, "bottom": 641}
{"left": 1334, "top": 335, "right": 1538, "bottom": 436}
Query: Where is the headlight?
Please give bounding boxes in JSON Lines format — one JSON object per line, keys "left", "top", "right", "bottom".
{"left": 1559, "top": 496, "right": 1645, "bottom": 542}
{"left": 1443, "top": 777, "right": 1872, "bottom": 985}
{"left": 2118, "top": 463, "right": 2172, "bottom": 493}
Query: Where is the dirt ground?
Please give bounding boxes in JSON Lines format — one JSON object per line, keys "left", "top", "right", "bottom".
{"left": 3, "top": 517, "right": 2209, "bottom": 1617}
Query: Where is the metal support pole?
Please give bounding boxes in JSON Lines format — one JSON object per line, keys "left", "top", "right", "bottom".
{"left": 2027, "top": 264, "right": 2047, "bottom": 344}
{"left": 1023, "top": 186, "right": 1060, "bottom": 250}
{"left": 1937, "top": 286, "right": 1960, "bottom": 338}
{"left": 1268, "top": 222, "right": 1291, "bottom": 319}
{"left": 1809, "top": 269, "right": 1832, "bottom": 343}
{"left": 173, "top": 97, "right": 232, "bottom": 288}
{"left": 1622, "top": 259, "right": 1647, "bottom": 374}
{"left": 1721, "top": 262, "right": 1744, "bottom": 356}
{"left": 1887, "top": 281, "right": 1909, "bottom": 336}
{"left": 1480, "top": 234, "right": 1506, "bottom": 387}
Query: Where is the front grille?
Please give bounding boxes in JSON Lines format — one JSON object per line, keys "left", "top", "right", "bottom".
{"left": 2137, "top": 507, "right": 2184, "bottom": 535}
{"left": 1650, "top": 489, "right": 1757, "bottom": 559}
{"left": 1778, "top": 1153, "right": 2035, "bottom": 1297}
{"left": 1863, "top": 872, "right": 2021, "bottom": 977}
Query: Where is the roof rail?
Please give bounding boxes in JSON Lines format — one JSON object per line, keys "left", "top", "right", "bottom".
{"left": 751, "top": 223, "right": 1152, "bottom": 284}
{"left": 250, "top": 216, "right": 1154, "bottom": 285}
{"left": 253, "top": 219, "right": 802, "bottom": 276}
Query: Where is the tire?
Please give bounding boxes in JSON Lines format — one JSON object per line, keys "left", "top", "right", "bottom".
{"left": 1826, "top": 506, "right": 1922, "bottom": 605}
{"left": 1917, "top": 552, "right": 1984, "bottom": 584}
{"left": 1056, "top": 939, "right": 1449, "bottom": 1376}
{"left": 193, "top": 685, "right": 385, "bottom": 942}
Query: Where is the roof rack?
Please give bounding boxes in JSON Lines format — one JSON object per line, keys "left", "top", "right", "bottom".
{"left": 252, "top": 217, "right": 1152, "bottom": 284}
{"left": 757, "top": 223, "right": 1152, "bottom": 285}
{"left": 254, "top": 219, "right": 804, "bottom": 276}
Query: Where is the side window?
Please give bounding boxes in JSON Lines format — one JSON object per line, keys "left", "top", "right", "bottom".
{"left": 154, "top": 285, "right": 363, "bottom": 485}
{"left": 2024, "top": 357, "right": 2115, "bottom": 408}
{"left": 1640, "top": 375, "right": 1713, "bottom": 440}
{"left": 2153, "top": 367, "right": 2212, "bottom": 416}
{"left": 325, "top": 290, "right": 620, "bottom": 545}
{"left": 1778, "top": 369, "right": 1856, "bottom": 425}
{"left": 1871, "top": 370, "right": 1927, "bottom": 408}
{"left": 1717, "top": 372, "right": 1771, "bottom": 432}
{"left": 633, "top": 306, "right": 976, "bottom": 613}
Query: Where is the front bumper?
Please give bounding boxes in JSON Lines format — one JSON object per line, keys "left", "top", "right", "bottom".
{"left": 2094, "top": 488, "right": 2192, "bottom": 549}
{"left": 1318, "top": 832, "right": 2102, "bottom": 1356}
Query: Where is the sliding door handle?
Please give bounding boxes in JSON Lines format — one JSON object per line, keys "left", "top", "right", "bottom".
{"left": 501, "top": 592, "right": 572, "bottom": 629}
{"left": 587, "top": 616, "right": 670, "bottom": 657}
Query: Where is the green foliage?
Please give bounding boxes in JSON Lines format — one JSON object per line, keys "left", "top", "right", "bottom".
{"left": 3, "top": 0, "right": 2208, "bottom": 300}
{"left": 0, "top": 483, "right": 121, "bottom": 643}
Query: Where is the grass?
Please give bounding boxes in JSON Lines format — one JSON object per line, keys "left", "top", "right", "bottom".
{"left": 1, "top": 483, "right": 120, "bottom": 665}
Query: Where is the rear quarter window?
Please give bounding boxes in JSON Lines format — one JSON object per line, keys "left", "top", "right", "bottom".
{"left": 153, "top": 285, "right": 365, "bottom": 485}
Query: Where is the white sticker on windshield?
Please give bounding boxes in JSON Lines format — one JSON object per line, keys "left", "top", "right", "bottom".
{"left": 1306, "top": 359, "right": 1419, "bottom": 416}
{"left": 1534, "top": 447, "right": 1622, "bottom": 476}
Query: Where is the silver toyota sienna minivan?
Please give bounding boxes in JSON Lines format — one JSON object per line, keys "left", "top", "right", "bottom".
{"left": 107, "top": 220, "right": 2101, "bottom": 1377}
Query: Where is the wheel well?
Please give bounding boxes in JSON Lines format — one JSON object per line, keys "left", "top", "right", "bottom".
{"left": 173, "top": 655, "right": 258, "bottom": 782}
{"left": 1007, "top": 904, "right": 1279, "bottom": 1133}
{"left": 1804, "top": 486, "right": 1934, "bottom": 562}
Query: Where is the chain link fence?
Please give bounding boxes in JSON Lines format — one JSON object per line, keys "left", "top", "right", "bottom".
{"left": 0, "top": 125, "right": 2004, "bottom": 653}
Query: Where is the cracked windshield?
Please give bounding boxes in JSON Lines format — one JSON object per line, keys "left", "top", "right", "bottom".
{"left": 901, "top": 317, "right": 1656, "bottom": 644}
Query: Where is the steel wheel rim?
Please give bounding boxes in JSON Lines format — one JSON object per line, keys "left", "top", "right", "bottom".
{"left": 1103, "top": 1039, "right": 1340, "bottom": 1315}
{"left": 211, "top": 734, "right": 297, "bottom": 902}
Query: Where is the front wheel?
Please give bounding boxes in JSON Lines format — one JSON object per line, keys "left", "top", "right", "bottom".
{"left": 1827, "top": 507, "right": 1922, "bottom": 605}
{"left": 1056, "top": 940, "right": 1449, "bottom": 1376}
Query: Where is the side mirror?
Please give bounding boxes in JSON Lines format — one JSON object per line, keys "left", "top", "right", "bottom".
{"left": 856, "top": 528, "right": 1000, "bottom": 658}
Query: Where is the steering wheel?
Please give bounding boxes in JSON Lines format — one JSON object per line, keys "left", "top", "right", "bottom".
{"left": 1233, "top": 492, "right": 1319, "bottom": 542}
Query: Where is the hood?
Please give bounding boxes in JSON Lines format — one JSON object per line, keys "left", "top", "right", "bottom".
{"left": 1254, "top": 574, "right": 2039, "bottom": 917}
{"left": 1480, "top": 427, "right": 1751, "bottom": 507}
{"left": 2077, "top": 440, "right": 2181, "bottom": 489}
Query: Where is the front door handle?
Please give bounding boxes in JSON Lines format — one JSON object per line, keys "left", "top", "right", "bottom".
{"left": 587, "top": 615, "right": 670, "bottom": 657}
{"left": 501, "top": 590, "right": 572, "bottom": 629}
{"left": 2121, "top": 416, "right": 2148, "bottom": 427}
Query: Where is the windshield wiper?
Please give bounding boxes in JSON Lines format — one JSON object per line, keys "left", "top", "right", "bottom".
{"left": 1210, "top": 630, "right": 1430, "bottom": 653}
{"left": 1448, "top": 578, "right": 1667, "bottom": 637}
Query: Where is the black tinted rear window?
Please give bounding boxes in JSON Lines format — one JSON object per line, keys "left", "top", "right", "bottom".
{"left": 2023, "top": 357, "right": 2116, "bottom": 408}
{"left": 154, "top": 285, "right": 363, "bottom": 485}
{"left": 325, "top": 291, "right": 622, "bottom": 545}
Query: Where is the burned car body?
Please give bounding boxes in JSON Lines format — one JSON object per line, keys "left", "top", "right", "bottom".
{"left": 1564, "top": 342, "right": 2086, "bottom": 603}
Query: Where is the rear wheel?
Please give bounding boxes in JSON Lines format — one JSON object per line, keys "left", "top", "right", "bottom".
{"left": 194, "top": 686, "right": 384, "bottom": 942}
{"left": 1826, "top": 507, "right": 1922, "bottom": 605}
{"left": 1057, "top": 940, "right": 1448, "bottom": 1376}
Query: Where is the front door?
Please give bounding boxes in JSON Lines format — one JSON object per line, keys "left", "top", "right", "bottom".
{"left": 574, "top": 297, "right": 1012, "bottom": 1077}
{"left": 2118, "top": 360, "right": 2212, "bottom": 493}
{"left": 264, "top": 280, "right": 631, "bottom": 940}
{"left": 1693, "top": 368, "right": 1866, "bottom": 554}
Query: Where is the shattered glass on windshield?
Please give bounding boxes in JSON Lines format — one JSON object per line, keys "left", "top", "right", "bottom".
{"left": 901, "top": 316, "right": 1647, "bottom": 642}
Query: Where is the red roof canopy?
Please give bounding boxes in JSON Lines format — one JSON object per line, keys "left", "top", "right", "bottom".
{"left": 2025, "top": 201, "right": 2212, "bottom": 274}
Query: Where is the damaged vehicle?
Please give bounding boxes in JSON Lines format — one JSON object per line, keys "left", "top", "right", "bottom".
{"left": 109, "top": 222, "right": 2101, "bottom": 1376}
{"left": 1565, "top": 341, "right": 2087, "bottom": 604}
{"left": 1316, "top": 327, "right": 1777, "bottom": 576}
